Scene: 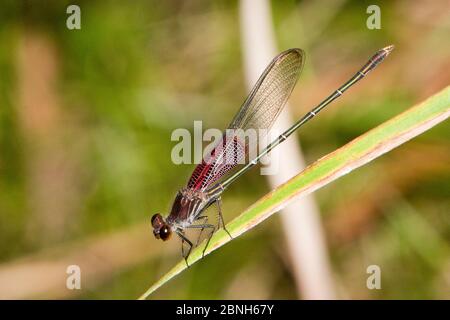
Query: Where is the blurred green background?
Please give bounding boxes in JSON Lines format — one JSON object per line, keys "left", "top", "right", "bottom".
{"left": 0, "top": 0, "right": 449, "bottom": 299}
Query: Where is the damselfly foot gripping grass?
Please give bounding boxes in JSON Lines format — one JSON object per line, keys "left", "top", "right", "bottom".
{"left": 151, "top": 45, "right": 394, "bottom": 266}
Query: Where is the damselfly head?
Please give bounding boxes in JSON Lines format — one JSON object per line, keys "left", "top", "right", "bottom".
{"left": 151, "top": 213, "right": 172, "bottom": 241}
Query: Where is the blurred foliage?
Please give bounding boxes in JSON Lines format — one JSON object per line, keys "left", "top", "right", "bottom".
{"left": 0, "top": 0, "right": 448, "bottom": 299}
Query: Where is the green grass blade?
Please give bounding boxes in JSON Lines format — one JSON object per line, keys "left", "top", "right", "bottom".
{"left": 139, "top": 86, "right": 450, "bottom": 299}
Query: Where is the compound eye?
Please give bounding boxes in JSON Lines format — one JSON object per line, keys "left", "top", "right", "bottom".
{"left": 151, "top": 213, "right": 162, "bottom": 227}
{"left": 159, "top": 226, "right": 171, "bottom": 241}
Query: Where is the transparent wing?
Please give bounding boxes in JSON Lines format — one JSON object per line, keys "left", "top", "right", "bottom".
{"left": 188, "top": 49, "right": 305, "bottom": 191}
{"left": 229, "top": 48, "right": 305, "bottom": 131}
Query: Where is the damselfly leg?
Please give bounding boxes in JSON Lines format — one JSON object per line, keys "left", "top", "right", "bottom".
{"left": 193, "top": 215, "right": 208, "bottom": 247}
{"left": 177, "top": 230, "right": 193, "bottom": 267}
{"left": 185, "top": 219, "right": 215, "bottom": 260}
{"left": 197, "top": 198, "right": 234, "bottom": 258}
{"left": 216, "top": 198, "right": 233, "bottom": 240}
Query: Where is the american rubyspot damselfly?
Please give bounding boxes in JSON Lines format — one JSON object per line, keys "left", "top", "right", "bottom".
{"left": 151, "top": 45, "right": 394, "bottom": 265}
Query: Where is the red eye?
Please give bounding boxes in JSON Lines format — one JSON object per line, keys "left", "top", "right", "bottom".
{"left": 159, "top": 226, "right": 171, "bottom": 241}
{"left": 151, "top": 213, "right": 163, "bottom": 227}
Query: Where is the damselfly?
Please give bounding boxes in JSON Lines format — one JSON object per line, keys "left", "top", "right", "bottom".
{"left": 151, "top": 45, "right": 394, "bottom": 265}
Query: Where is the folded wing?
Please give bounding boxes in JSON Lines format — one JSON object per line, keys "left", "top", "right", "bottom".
{"left": 188, "top": 49, "right": 305, "bottom": 191}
